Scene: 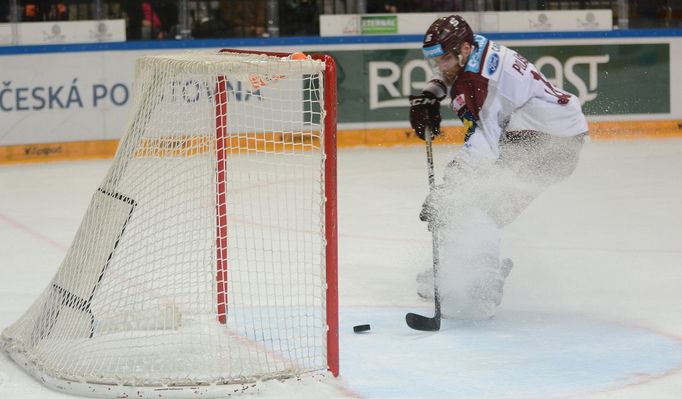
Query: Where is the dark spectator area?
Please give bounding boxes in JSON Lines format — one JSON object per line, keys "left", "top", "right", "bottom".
{"left": 0, "top": 0, "right": 679, "bottom": 40}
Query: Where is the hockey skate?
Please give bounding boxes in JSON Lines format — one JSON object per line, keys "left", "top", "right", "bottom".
{"left": 416, "top": 258, "right": 513, "bottom": 318}
{"left": 478, "top": 257, "right": 514, "bottom": 307}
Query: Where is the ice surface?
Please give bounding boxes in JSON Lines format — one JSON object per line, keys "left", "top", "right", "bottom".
{"left": 1, "top": 138, "right": 682, "bottom": 398}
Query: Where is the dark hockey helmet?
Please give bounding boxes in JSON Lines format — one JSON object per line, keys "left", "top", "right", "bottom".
{"left": 422, "top": 15, "right": 474, "bottom": 61}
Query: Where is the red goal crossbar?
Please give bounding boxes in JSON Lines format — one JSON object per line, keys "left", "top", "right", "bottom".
{"left": 213, "top": 49, "right": 338, "bottom": 377}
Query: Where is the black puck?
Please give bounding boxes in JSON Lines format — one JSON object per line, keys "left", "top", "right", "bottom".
{"left": 353, "top": 324, "right": 371, "bottom": 333}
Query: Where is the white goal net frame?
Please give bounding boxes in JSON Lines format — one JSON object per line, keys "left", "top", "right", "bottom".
{"left": 1, "top": 49, "right": 339, "bottom": 398}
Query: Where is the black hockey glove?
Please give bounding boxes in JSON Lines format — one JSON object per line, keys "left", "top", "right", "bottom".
{"left": 409, "top": 92, "right": 442, "bottom": 140}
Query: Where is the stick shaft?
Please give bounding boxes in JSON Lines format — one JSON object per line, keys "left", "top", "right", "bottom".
{"left": 405, "top": 127, "right": 442, "bottom": 331}
{"left": 424, "top": 128, "right": 441, "bottom": 322}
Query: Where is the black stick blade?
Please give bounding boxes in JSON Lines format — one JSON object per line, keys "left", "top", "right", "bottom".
{"left": 406, "top": 312, "right": 441, "bottom": 331}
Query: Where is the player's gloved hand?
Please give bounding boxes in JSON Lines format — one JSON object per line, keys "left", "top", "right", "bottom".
{"left": 409, "top": 92, "right": 442, "bottom": 140}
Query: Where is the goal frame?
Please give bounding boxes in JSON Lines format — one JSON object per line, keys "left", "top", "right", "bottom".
{"left": 1, "top": 48, "right": 340, "bottom": 398}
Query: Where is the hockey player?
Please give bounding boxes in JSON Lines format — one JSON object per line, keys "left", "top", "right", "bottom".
{"left": 410, "top": 15, "right": 588, "bottom": 319}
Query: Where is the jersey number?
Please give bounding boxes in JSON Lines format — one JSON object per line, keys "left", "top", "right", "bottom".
{"left": 531, "top": 70, "right": 571, "bottom": 105}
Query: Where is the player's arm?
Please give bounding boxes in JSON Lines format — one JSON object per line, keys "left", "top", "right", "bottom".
{"left": 409, "top": 79, "right": 447, "bottom": 140}
{"left": 444, "top": 75, "right": 500, "bottom": 180}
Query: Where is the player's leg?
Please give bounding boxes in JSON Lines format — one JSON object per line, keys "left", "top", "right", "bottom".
{"left": 502, "top": 95, "right": 588, "bottom": 189}
{"left": 418, "top": 181, "right": 516, "bottom": 319}
{"left": 437, "top": 206, "right": 509, "bottom": 319}
{"left": 499, "top": 130, "right": 586, "bottom": 189}
{"left": 416, "top": 129, "right": 585, "bottom": 319}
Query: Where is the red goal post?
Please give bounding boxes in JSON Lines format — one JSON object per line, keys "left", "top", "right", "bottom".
{"left": 216, "top": 48, "right": 339, "bottom": 377}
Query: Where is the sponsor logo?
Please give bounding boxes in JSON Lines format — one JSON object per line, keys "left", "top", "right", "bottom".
{"left": 43, "top": 24, "right": 66, "bottom": 43}
{"left": 357, "top": 43, "right": 668, "bottom": 120}
{"left": 422, "top": 44, "right": 444, "bottom": 58}
{"left": 529, "top": 13, "right": 552, "bottom": 29}
{"left": 486, "top": 53, "right": 500, "bottom": 75}
{"left": 369, "top": 59, "right": 433, "bottom": 109}
{"left": 342, "top": 18, "right": 360, "bottom": 35}
{"left": 534, "top": 54, "right": 610, "bottom": 104}
{"left": 409, "top": 96, "right": 437, "bottom": 106}
{"left": 367, "top": 49, "right": 616, "bottom": 111}
{"left": 466, "top": 49, "right": 481, "bottom": 72}
{"left": 361, "top": 16, "right": 398, "bottom": 35}
{"left": 465, "top": 36, "right": 488, "bottom": 73}
{"left": 90, "top": 22, "right": 113, "bottom": 41}
{"left": 23, "top": 144, "right": 63, "bottom": 157}
{"left": 578, "top": 12, "right": 600, "bottom": 29}
{"left": 452, "top": 94, "right": 466, "bottom": 112}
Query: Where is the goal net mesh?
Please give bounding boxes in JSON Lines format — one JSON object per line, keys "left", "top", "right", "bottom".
{"left": 1, "top": 51, "right": 331, "bottom": 389}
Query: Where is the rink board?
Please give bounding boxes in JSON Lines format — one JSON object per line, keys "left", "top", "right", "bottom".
{"left": 1, "top": 119, "right": 681, "bottom": 164}
{"left": 1, "top": 31, "right": 682, "bottom": 163}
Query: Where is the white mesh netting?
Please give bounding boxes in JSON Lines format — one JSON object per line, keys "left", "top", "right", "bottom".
{"left": 1, "top": 51, "right": 333, "bottom": 397}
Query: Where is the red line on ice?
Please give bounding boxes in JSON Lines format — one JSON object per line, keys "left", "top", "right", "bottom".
{"left": 0, "top": 213, "right": 67, "bottom": 251}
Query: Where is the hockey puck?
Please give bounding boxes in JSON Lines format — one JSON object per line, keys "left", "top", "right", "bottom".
{"left": 353, "top": 324, "right": 371, "bottom": 333}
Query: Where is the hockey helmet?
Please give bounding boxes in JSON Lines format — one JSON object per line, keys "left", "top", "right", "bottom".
{"left": 422, "top": 15, "right": 475, "bottom": 76}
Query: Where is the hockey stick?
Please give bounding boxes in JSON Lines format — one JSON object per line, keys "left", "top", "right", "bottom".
{"left": 406, "top": 127, "right": 442, "bottom": 331}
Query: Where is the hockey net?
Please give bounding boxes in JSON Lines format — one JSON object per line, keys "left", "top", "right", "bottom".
{"left": 1, "top": 50, "right": 338, "bottom": 398}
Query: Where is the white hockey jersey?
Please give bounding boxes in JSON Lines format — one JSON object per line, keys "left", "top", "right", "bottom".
{"left": 447, "top": 35, "right": 588, "bottom": 165}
